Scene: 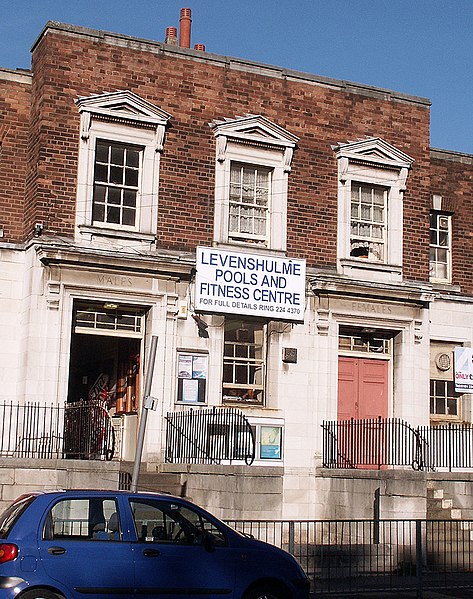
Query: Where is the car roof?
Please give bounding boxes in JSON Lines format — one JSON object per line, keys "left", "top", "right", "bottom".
{"left": 14, "top": 489, "right": 184, "bottom": 505}
{"left": 27, "top": 489, "right": 178, "bottom": 498}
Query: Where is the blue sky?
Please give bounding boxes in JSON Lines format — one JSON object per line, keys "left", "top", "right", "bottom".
{"left": 1, "top": 0, "right": 472, "bottom": 154}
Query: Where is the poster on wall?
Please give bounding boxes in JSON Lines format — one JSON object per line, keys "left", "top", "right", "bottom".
{"left": 195, "top": 247, "right": 306, "bottom": 322}
{"left": 454, "top": 347, "right": 473, "bottom": 393}
{"left": 177, "top": 353, "right": 208, "bottom": 403}
{"left": 260, "top": 426, "right": 282, "bottom": 459}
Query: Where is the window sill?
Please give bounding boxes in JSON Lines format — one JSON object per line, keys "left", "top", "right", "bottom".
{"left": 430, "top": 281, "right": 461, "bottom": 293}
{"left": 429, "top": 416, "right": 462, "bottom": 425}
{"left": 222, "top": 397, "right": 265, "bottom": 407}
{"left": 339, "top": 258, "right": 402, "bottom": 283}
{"left": 78, "top": 225, "right": 156, "bottom": 245}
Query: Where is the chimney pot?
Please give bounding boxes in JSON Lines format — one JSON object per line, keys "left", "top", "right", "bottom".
{"left": 194, "top": 43, "right": 205, "bottom": 52}
{"left": 179, "top": 7, "right": 192, "bottom": 48}
{"left": 165, "top": 26, "right": 178, "bottom": 45}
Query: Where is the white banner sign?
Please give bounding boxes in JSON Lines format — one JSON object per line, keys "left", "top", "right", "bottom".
{"left": 195, "top": 247, "right": 306, "bottom": 322}
{"left": 454, "top": 347, "right": 473, "bottom": 393}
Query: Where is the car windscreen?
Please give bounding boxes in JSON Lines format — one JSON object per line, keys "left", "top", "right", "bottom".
{"left": 0, "top": 494, "right": 37, "bottom": 538}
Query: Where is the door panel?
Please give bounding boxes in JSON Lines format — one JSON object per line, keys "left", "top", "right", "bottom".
{"left": 129, "top": 498, "right": 235, "bottom": 598}
{"left": 337, "top": 357, "right": 389, "bottom": 468}
{"left": 338, "top": 357, "right": 388, "bottom": 420}
{"left": 338, "top": 357, "right": 359, "bottom": 420}
{"left": 39, "top": 498, "right": 133, "bottom": 598}
{"left": 359, "top": 359, "right": 388, "bottom": 419}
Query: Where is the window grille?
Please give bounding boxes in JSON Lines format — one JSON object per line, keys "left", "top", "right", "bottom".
{"left": 74, "top": 306, "right": 144, "bottom": 336}
{"left": 339, "top": 334, "right": 390, "bottom": 355}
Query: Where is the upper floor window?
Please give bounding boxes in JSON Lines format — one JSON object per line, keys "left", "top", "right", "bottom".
{"left": 210, "top": 115, "right": 298, "bottom": 252}
{"left": 229, "top": 163, "right": 271, "bottom": 242}
{"left": 75, "top": 91, "right": 171, "bottom": 246}
{"left": 333, "top": 138, "right": 414, "bottom": 282}
{"left": 93, "top": 141, "right": 141, "bottom": 227}
{"left": 429, "top": 211, "right": 451, "bottom": 283}
{"left": 350, "top": 182, "right": 388, "bottom": 261}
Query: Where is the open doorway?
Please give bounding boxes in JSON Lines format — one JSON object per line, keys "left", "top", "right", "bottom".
{"left": 68, "top": 333, "right": 141, "bottom": 414}
{"left": 65, "top": 301, "right": 146, "bottom": 460}
{"left": 67, "top": 301, "right": 146, "bottom": 414}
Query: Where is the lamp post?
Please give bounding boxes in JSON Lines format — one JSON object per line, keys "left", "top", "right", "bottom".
{"left": 130, "top": 335, "right": 158, "bottom": 492}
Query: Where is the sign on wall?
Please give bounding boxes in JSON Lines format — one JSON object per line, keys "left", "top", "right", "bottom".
{"left": 176, "top": 352, "right": 208, "bottom": 403}
{"left": 454, "top": 347, "right": 473, "bottom": 393}
{"left": 195, "top": 247, "right": 306, "bottom": 322}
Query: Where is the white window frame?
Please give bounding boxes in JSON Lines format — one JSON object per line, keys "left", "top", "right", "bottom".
{"left": 211, "top": 115, "right": 298, "bottom": 251}
{"left": 333, "top": 138, "right": 414, "bottom": 282}
{"left": 429, "top": 211, "right": 452, "bottom": 283}
{"left": 247, "top": 417, "right": 284, "bottom": 463}
{"left": 350, "top": 182, "right": 388, "bottom": 262}
{"left": 75, "top": 91, "right": 171, "bottom": 245}
{"left": 229, "top": 162, "right": 272, "bottom": 243}
{"left": 222, "top": 318, "right": 267, "bottom": 406}
{"left": 91, "top": 140, "right": 142, "bottom": 229}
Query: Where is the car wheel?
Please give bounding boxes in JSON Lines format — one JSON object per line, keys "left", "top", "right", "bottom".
{"left": 243, "top": 584, "right": 288, "bottom": 599}
{"left": 20, "top": 590, "right": 62, "bottom": 599}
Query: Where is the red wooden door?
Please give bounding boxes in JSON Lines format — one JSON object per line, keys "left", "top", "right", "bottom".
{"left": 337, "top": 357, "right": 388, "bottom": 468}
{"left": 338, "top": 357, "right": 388, "bottom": 420}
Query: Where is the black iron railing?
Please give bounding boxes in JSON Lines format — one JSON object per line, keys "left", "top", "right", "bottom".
{"left": 0, "top": 400, "right": 114, "bottom": 460}
{"left": 322, "top": 418, "right": 473, "bottom": 471}
{"left": 225, "top": 517, "right": 473, "bottom": 596}
{"left": 165, "top": 406, "right": 255, "bottom": 465}
{"left": 64, "top": 399, "right": 115, "bottom": 460}
{"left": 421, "top": 422, "right": 473, "bottom": 471}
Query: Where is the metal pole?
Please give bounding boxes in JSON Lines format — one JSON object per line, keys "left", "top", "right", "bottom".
{"left": 130, "top": 335, "right": 158, "bottom": 492}
{"left": 415, "top": 519, "right": 423, "bottom": 599}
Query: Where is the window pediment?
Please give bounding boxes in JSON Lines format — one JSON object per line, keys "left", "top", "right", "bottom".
{"left": 76, "top": 90, "right": 172, "bottom": 125}
{"left": 76, "top": 91, "right": 171, "bottom": 150}
{"left": 333, "top": 137, "right": 414, "bottom": 171}
{"left": 210, "top": 114, "right": 298, "bottom": 149}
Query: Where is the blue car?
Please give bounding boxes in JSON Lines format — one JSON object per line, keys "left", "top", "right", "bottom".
{"left": 0, "top": 490, "right": 310, "bottom": 599}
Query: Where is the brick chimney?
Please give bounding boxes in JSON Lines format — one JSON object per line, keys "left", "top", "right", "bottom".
{"left": 165, "top": 27, "right": 178, "bottom": 46}
{"left": 179, "top": 8, "right": 192, "bottom": 48}
{"left": 194, "top": 43, "right": 205, "bottom": 51}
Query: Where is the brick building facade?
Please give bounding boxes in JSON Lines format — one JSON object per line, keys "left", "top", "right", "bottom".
{"left": 0, "top": 18, "right": 472, "bottom": 519}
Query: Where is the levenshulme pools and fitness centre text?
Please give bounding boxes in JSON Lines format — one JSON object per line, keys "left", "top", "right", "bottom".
{"left": 195, "top": 247, "right": 306, "bottom": 322}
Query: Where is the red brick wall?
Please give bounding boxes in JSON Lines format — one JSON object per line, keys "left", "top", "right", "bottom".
{"left": 27, "top": 28, "right": 431, "bottom": 282}
{"left": 431, "top": 151, "right": 473, "bottom": 294}
{"left": 0, "top": 73, "right": 31, "bottom": 243}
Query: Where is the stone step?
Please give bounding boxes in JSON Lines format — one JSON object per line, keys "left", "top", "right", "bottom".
{"left": 134, "top": 472, "right": 188, "bottom": 497}
{"left": 427, "top": 488, "right": 444, "bottom": 500}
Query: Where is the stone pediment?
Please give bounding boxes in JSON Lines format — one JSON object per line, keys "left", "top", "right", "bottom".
{"left": 210, "top": 114, "right": 298, "bottom": 148}
{"left": 76, "top": 90, "right": 172, "bottom": 127}
{"left": 333, "top": 137, "right": 414, "bottom": 170}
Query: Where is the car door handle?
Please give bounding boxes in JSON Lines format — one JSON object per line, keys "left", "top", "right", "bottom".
{"left": 48, "top": 546, "right": 66, "bottom": 555}
{"left": 143, "top": 549, "right": 161, "bottom": 557}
